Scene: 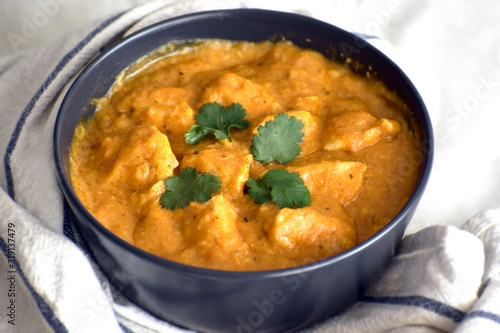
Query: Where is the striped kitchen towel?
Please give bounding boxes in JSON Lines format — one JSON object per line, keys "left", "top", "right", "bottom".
{"left": 0, "top": 0, "right": 499, "bottom": 332}
{"left": 307, "top": 209, "right": 500, "bottom": 333}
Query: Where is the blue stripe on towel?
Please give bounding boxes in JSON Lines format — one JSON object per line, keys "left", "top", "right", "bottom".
{"left": 362, "top": 295, "right": 500, "bottom": 326}
{"left": 119, "top": 323, "right": 135, "bottom": 333}
{"left": 3, "top": 11, "right": 124, "bottom": 201}
{"left": 2, "top": 11, "right": 127, "bottom": 332}
{"left": 361, "top": 295, "right": 465, "bottom": 322}
{"left": 467, "top": 310, "right": 500, "bottom": 325}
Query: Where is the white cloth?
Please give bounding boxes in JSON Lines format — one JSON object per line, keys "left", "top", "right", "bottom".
{"left": 0, "top": 1, "right": 499, "bottom": 332}
{"left": 308, "top": 211, "right": 500, "bottom": 333}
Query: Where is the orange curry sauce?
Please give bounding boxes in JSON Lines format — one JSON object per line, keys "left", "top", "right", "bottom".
{"left": 69, "top": 40, "right": 423, "bottom": 271}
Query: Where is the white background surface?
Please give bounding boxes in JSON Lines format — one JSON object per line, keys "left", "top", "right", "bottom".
{"left": 1, "top": 0, "right": 500, "bottom": 234}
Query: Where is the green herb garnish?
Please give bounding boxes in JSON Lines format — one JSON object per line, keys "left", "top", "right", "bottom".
{"left": 185, "top": 102, "right": 249, "bottom": 144}
{"left": 246, "top": 169, "right": 311, "bottom": 209}
{"left": 160, "top": 168, "right": 222, "bottom": 210}
{"left": 251, "top": 113, "right": 304, "bottom": 164}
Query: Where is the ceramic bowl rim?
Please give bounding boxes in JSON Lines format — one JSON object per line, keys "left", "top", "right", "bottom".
{"left": 54, "top": 8, "right": 434, "bottom": 281}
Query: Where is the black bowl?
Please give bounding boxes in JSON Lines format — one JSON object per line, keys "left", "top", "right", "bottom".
{"left": 54, "top": 8, "right": 433, "bottom": 333}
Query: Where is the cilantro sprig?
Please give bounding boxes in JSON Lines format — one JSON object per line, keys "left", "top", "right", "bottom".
{"left": 251, "top": 113, "right": 304, "bottom": 165}
{"left": 160, "top": 168, "right": 222, "bottom": 210}
{"left": 161, "top": 105, "right": 311, "bottom": 211}
{"left": 246, "top": 169, "right": 311, "bottom": 209}
{"left": 185, "top": 103, "right": 249, "bottom": 144}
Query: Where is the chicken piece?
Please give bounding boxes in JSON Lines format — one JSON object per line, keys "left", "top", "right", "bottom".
{"left": 285, "top": 160, "right": 367, "bottom": 205}
{"left": 265, "top": 201, "right": 357, "bottom": 259}
{"left": 179, "top": 195, "right": 251, "bottom": 269}
{"left": 107, "top": 125, "right": 179, "bottom": 191}
{"left": 180, "top": 141, "right": 253, "bottom": 199}
{"left": 288, "top": 49, "right": 332, "bottom": 98}
{"left": 322, "top": 110, "right": 401, "bottom": 152}
{"left": 289, "top": 95, "right": 321, "bottom": 114}
{"left": 133, "top": 201, "right": 185, "bottom": 258}
{"left": 198, "top": 72, "right": 282, "bottom": 121}
{"left": 117, "top": 86, "right": 196, "bottom": 158}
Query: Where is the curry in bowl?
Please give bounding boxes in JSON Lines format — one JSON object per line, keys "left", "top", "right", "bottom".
{"left": 69, "top": 39, "right": 422, "bottom": 271}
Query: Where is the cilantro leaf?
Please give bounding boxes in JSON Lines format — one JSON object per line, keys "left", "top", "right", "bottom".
{"left": 185, "top": 102, "right": 249, "bottom": 144}
{"left": 246, "top": 177, "right": 272, "bottom": 205}
{"left": 251, "top": 113, "right": 304, "bottom": 165}
{"left": 246, "top": 169, "right": 311, "bottom": 209}
{"left": 184, "top": 125, "right": 212, "bottom": 145}
{"left": 160, "top": 167, "right": 222, "bottom": 210}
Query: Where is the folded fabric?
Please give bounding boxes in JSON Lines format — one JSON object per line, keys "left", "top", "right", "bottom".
{"left": 1, "top": 1, "right": 499, "bottom": 332}
{"left": 308, "top": 211, "right": 500, "bottom": 332}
